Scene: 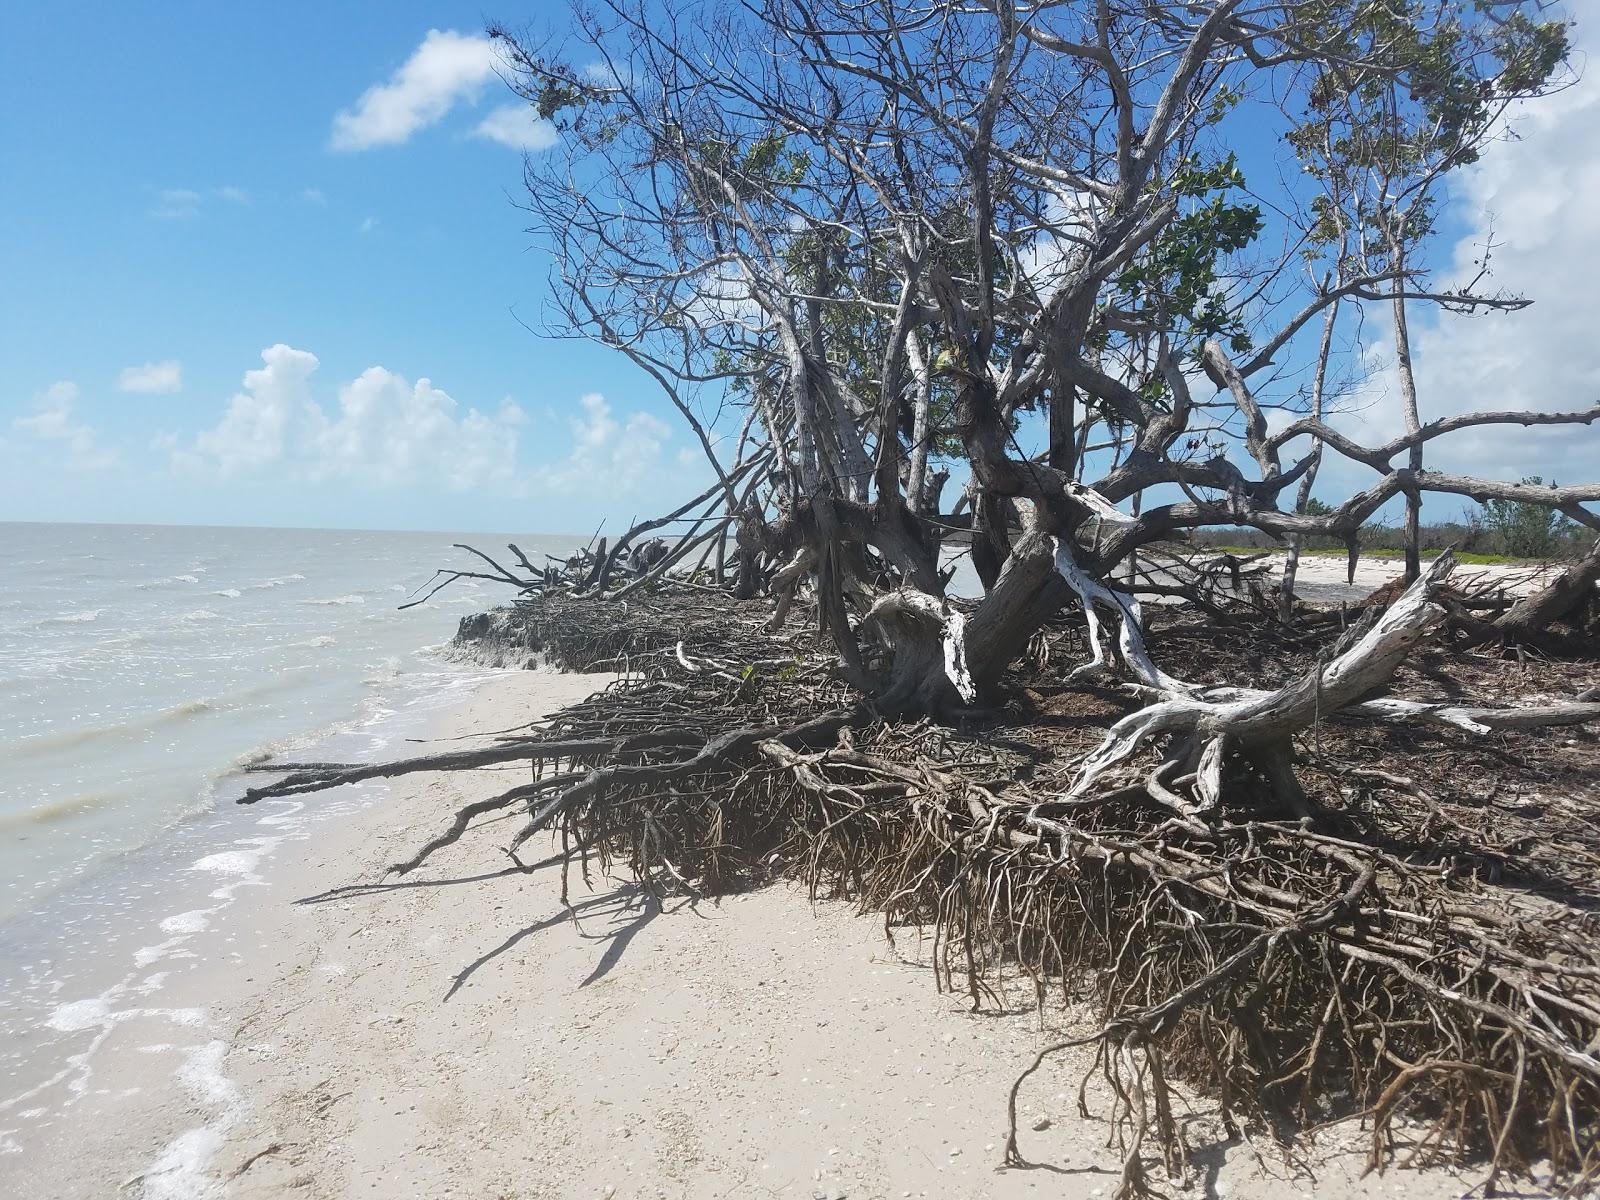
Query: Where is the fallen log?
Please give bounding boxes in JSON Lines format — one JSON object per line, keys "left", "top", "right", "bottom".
{"left": 1494, "top": 535, "right": 1600, "bottom": 642}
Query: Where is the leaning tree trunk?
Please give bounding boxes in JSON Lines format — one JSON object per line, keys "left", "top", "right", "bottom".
{"left": 1280, "top": 301, "right": 1339, "bottom": 620}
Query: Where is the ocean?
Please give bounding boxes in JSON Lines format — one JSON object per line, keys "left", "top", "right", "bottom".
{"left": 0, "top": 521, "right": 586, "bottom": 927}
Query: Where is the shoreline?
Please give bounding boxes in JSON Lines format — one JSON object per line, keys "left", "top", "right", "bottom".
{"left": 0, "top": 522, "right": 594, "bottom": 932}
{"left": 1189, "top": 549, "right": 1558, "bottom": 603}
{"left": 0, "top": 654, "right": 496, "bottom": 929}
{"left": 0, "top": 662, "right": 593, "bottom": 1197}
{"left": 4, "top": 666, "right": 1501, "bottom": 1199}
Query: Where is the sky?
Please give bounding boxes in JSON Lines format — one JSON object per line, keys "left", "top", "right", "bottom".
{"left": 1324, "top": 37, "right": 1600, "bottom": 502}
{"left": 1, "top": 3, "right": 1595, "bottom": 535}
{"left": 0, "top": 3, "right": 700, "bottom": 534}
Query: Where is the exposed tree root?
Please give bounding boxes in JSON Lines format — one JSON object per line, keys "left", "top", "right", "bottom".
{"left": 242, "top": 582, "right": 1600, "bottom": 1195}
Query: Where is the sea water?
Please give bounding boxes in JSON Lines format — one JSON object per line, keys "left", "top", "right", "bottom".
{"left": 0, "top": 521, "right": 585, "bottom": 925}
{"left": 0, "top": 521, "right": 588, "bottom": 1178}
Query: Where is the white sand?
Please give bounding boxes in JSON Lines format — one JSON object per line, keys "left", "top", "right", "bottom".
{"left": 1278, "top": 552, "right": 1553, "bottom": 599}
{"left": 5, "top": 671, "right": 1499, "bottom": 1199}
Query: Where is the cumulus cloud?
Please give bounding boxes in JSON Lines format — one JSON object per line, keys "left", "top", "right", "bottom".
{"left": 1329, "top": 55, "right": 1600, "bottom": 492}
{"left": 12, "top": 382, "right": 116, "bottom": 469}
{"left": 673, "top": 265, "right": 765, "bottom": 334}
{"left": 473, "top": 104, "right": 559, "bottom": 151}
{"left": 546, "top": 392, "right": 673, "bottom": 493}
{"left": 118, "top": 360, "right": 183, "bottom": 394}
{"left": 1017, "top": 190, "right": 1099, "bottom": 302}
{"left": 177, "top": 344, "right": 527, "bottom": 492}
{"left": 185, "top": 345, "right": 319, "bottom": 475}
{"left": 330, "top": 30, "right": 504, "bottom": 151}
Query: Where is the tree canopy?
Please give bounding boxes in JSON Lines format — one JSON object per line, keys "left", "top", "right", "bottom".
{"left": 486, "top": 0, "right": 1594, "bottom": 709}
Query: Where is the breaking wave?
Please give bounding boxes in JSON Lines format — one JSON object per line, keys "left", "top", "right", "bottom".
{"left": 38, "top": 609, "right": 101, "bottom": 626}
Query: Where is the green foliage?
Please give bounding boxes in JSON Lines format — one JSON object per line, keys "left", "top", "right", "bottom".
{"left": 1481, "top": 477, "right": 1572, "bottom": 558}
{"left": 1115, "top": 155, "right": 1262, "bottom": 352}
{"left": 537, "top": 82, "right": 587, "bottom": 120}
{"left": 1286, "top": 1, "right": 1569, "bottom": 272}
{"left": 1301, "top": 496, "right": 1334, "bottom": 517}
{"left": 685, "top": 129, "right": 810, "bottom": 202}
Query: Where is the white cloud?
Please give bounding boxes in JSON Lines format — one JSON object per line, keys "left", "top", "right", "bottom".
{"left": 472, "top": 104, "right": 558, "bottom": 152}
{"left": 15, "top": 382, "right": 82, "bottom": 440}
{"left": 215, "top": 185, "right": 250, "bottom": 205}
{"left": 186, "top": 345, "right": 319, "bottom": 476}
{"left": 1328, "top": 55, "right": 1600, "bottom": 493}
{"left": 358, "top": 216, "right": 377, "bottom": 235}
{"left": 152, "top": 188, "right": 203, "bottom": 219}
{"left": 300, "top": 187, "right": 327, "bottom": 205}
{"left": 675, "top": 265, "right": 764, "bottom": 333}
{"left": 330, "top": 30, "right": 504, "bottom": 151}
{"left": 176, "top": 344, "right": 527, "bottom": 492}
{"left": 545, "top": 392, "right": 673, "bottom": 493}
{"left": 118, "top": 360, "right": 183, "bottom": 394}
{"left": 1018, "top": 190, "right": 1098, "bottom": 302}
{"left": 12, "top": 382, "right": 116, "bottom": 469}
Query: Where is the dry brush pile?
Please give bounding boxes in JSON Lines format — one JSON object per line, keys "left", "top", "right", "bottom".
{"left": 244, "top": 565, "right": 1600, "bottom": 1197}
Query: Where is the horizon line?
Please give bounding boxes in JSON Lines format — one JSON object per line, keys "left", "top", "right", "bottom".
{"left": 0, "top": 517, "right": 590, "bottom": 539}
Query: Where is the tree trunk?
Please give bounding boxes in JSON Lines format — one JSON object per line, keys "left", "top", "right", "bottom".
{"left": 971, "top": 488, "right": 1009, "bottom": 591}
{"left": 1049, "top": 383, "right": 1076, "bottom": 474}
{"left": 905, "top": 331, "right": 935, "bottom": 516}
{"left": 1391, "top": 254, "right": 1424, "bottom": 583}
{"left": 868, "top": 532, "right": 1075, "bottom": 711}
{"left": 861, "top": 590, "right": 976, "bottom": 715}
{"left": 963, "top": 532, "right": 1072, "bottom": 692}
{"left": 1280, "top": 302, "right": 1339, "bottom": 620}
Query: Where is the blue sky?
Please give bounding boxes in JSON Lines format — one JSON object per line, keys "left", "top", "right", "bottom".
{"left": 0, "top": 3, "right": 702, "bottom": 533}
{"left": 2, "top": 4, "right": 1594, "bottom": 535}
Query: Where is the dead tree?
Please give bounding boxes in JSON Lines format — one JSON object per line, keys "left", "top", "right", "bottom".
{"left": 469, "top": 0, "right": 1595, "bottom": 715}
{"left": 251, "top": 4, "right": 1600, "bottom": 1191}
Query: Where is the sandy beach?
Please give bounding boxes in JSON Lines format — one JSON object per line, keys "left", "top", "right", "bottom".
{"left": 10, "top": 0, "right": 1598, "bottom": 1192}
{"left": 2, "top": 668, "right": 1508, "bottom": 1200}
{"left": 1222, "top": 551, "right": 1559, "bottom": 604}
